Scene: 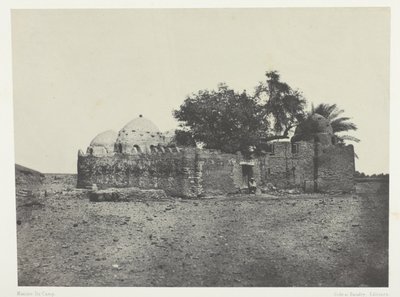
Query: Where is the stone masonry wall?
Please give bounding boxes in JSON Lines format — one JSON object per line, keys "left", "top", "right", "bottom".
{"left": 78, "top": 141, "right": 355, "bottom": 197}
{"left": 77, "top": 148, "right": 198, "bottom": 197}
{"left": 196, "top": 150, "right": 241, "bottom": 196}
{"left": 259, "top": 141, "right": 315, "bottom": 189}
{"left": 78, "top": 148, "right": 256, "bottom": 197}
{"left": 316, "top": 144, "right": 355, "bottom": 193}
{"left": 292, "top": 142, "right": 316, "bottom": 188}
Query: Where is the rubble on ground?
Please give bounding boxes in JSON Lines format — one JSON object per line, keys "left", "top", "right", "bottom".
{"left": 89, "top": 187, "right": 167, "bottom": 202}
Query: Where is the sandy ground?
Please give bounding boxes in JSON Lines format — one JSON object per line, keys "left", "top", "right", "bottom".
{"left": 16, "top": 175, "right": 388, "bottom": 287}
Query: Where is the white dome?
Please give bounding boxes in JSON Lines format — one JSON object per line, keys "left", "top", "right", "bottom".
{"left": 115, "top": 115, "right": 166, "bottom": 153}
{"left": 88, "top": 130, "right": 117, "bottom": 156}
{"left": 90, "top": 130, "right": 118, "bottom": 147}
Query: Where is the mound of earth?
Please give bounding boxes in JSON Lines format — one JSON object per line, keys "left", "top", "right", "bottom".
{"left": 15, "top": 164, "right": 46, "bottom": 225}
{"left": 15, "top": 164, "right": 44, "bottom": 191}
{"left": 15, "top": 164, "right": 45, "bottom": 203}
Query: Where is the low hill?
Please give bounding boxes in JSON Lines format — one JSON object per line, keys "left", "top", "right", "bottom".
{"left": 15, "top": 164, "right": 45, "bottom": 202}
{"left": 15, "top": 164, "right": 44, "bottom": 190}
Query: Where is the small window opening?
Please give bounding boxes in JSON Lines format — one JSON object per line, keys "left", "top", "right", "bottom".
{"left": 291, "top": 143, "right": 299, "bottom": 154}
{"left": 265, "top": 143, "right": 274, "bottom": 154}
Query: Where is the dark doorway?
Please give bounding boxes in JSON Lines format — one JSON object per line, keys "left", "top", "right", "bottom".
{"left": 242, "top": 165, "right": 254, "bottom": 190}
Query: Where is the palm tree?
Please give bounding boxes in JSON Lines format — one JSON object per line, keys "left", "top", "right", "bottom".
{"left": 310, "top": 103, "right": 359, "bottom": 144}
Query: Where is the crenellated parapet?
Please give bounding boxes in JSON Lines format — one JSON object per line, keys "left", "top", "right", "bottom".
{"left": 80, "top": 145, "right": 183, "bottom": 157}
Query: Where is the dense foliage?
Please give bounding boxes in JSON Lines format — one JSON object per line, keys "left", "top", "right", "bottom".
{"left": 173, "top": 70, "right": 358, "bottom": 153}
{"left": 355, "top": 171, "right": 389, "bottom": 179}
{"left": 173, "top": 84, "right": 267, "bottom": 153}
{"left": 254, "top": 71, "right": 307, "bottom": 139}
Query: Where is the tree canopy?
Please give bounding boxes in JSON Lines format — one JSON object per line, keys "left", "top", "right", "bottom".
{"left": 172, "top": 70, "right": 358, "bottom": 153}
{"left": 173, "top": 83, "right": 267, "bottom": 154}
{"left": 173, "top": 71, "right": 307, "bottom": 154}
{"left": 254, "top": 71, "right": 307, "bottom": 140}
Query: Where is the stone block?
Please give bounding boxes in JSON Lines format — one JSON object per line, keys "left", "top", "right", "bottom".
{"left": 89, "top": 187, "right": 167, "bottom": 202}
{"left": 304, "top": 180, "right": 315, "bottom": 193}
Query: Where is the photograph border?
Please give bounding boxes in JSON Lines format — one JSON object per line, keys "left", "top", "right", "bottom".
{"left": 1, "top": 1, "right": 399, "bottom": 296}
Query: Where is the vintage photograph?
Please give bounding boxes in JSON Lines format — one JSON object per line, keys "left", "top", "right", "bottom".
{"left": 12, "top": 8, "right": 389, "bottom": 287}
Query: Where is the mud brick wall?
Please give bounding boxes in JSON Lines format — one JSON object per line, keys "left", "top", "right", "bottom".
{"left": 292, "top": 142, "right": 316, "bottom": 188}
{"left": 78, "top": 142, "right": 355, "bottom": 196}
{"left": 316, "top": 145, "right": 355, "bottom": 193}
{"left": 259, "top": 142, "right": 315, "bottom": 189}
{"left": 355, "top": 178, "right": 389, "bottom": 194}
{"left": 77, "top": 148, "right": 198, "bottom": 197}
{"left": 196, "top": 150, "right": 242, "bottom": 196}
{"left": 78, "top": 148, "right": 242, "bottom": 197}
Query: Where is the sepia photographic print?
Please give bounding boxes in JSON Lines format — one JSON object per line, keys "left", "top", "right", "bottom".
{"left": 1, "top": 2, "right": 399, "bottom": 297}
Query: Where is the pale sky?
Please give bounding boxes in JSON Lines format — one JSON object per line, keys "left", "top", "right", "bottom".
{"left": 12, "top": 8, "right": 390, "bottom": 174}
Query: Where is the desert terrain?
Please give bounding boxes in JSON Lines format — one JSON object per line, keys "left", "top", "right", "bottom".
{"left": 15, "top": 166, "right": 388, "bottom": 287}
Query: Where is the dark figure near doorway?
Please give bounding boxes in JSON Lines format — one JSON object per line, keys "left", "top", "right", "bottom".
{"left": 249, "top": 178, "right": 257, "bottom": 194}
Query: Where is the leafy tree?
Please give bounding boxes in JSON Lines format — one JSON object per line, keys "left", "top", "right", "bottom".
{"left": 171, "top": 130, "right": 196, "bottom": 147}
{"left": 173, "top": 71, "right": 313, "bottom": 153}
{"left": 254, "top": 71, "right": 307, "bottom": 140}
{"left": 173, "top": 69, "right": 360, "bottom": 154}
{"left": 354, "top": 171, "right": 366, "bottom": 178}
{"left": 173, "top": 83, "right": 268, "bottom": 154}
{"left": 173, "top": 71, "right": 308, "bottom": 153}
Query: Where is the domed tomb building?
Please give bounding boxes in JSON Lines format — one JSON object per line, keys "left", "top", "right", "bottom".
{"left": 114, "top": 115, "right": 167, "bottom": 154}
{"left": 78, "top": 113, "right": 355, "bottom": 196}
